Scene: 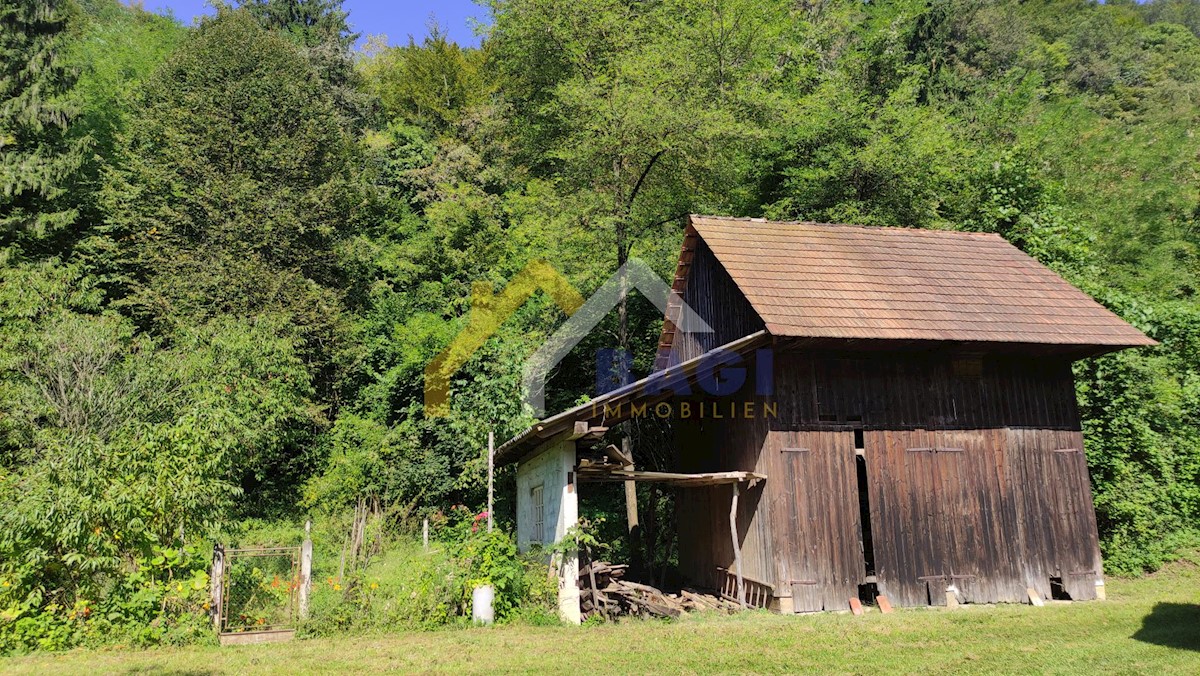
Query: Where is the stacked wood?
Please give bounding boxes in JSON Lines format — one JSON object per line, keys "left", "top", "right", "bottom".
{"left": 578, "top": 561, "right": 742, "bottom": 620}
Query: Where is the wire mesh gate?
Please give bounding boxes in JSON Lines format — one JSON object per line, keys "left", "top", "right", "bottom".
{"left": 219, "top": 546, "right": 300, "bottom": 637}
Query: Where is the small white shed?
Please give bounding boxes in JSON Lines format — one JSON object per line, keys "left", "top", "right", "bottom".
{"left": 514, "top": 436, "right": 580, "bottom": 624}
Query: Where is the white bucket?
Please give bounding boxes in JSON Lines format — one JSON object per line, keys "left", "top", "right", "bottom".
{"left": 472, "top": 584, "right": 495, "bottom": 625}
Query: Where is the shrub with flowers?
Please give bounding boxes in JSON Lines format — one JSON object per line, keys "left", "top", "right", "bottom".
{"left": 0, "top": 543, "right": 214, "bottom": 654}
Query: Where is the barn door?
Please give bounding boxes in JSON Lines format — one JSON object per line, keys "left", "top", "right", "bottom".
{"left": 866, "top": 430, "right": 984, "bottom": 607}
{"left": 904, "top": 432, "right": 969, "bottom": 606}
{"left": 1045, "top": 434, "right": 1101, "bottom": 600}
{"left": 778, "top": 430, "right": 862, "bottom": 612}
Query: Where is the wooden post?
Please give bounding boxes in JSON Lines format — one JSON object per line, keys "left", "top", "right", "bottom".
{"left": 729, "top": 483, "right": 746, "bottom": 609}
{"left": 299, "top": 521, "right": 313, "bottom": 620}
{"left": 488, "top": 429, "right": 495, "bottom": 533}
{"left": 584, "top": 545, "right": 606, "bottom": 620}
{"left": 210, "top": 543, "right": 224, "bottom": 631}
{"left": 622, "top": 437, "right": 638, "bottom": 532}
{"left": 423, "top": 517, "right": 429, "bottom": 550}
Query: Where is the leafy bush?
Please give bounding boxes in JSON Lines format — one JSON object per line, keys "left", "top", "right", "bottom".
{"left": 0, "top": 543, "right": 214, "bottom": 654}
{"left": 301, "top": 509, "right": 558, "bottom": 637}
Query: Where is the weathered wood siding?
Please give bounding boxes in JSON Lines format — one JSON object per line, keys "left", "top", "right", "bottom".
{"left": 764, "top": 351, "right": 1102, "bottom": 608}
{"left": 672, "top": 348, "right": 1103, "bottom": 609}
{"left": 664, "top": 238, "right": 763, "bottom": 366}
{"left": 674, "top": 387, "right": 775, "bottom": 591}
{"left": 767, "top": 429, "right": 863, "bottom": 612}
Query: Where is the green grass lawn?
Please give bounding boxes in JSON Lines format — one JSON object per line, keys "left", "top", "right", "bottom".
{"left": 4, "top": 556, "right": 1199, "bottom": 675}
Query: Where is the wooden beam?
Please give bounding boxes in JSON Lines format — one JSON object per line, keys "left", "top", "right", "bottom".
{"left": 568, "top": 421, "right": 590, "bottom": 440}
{"left": 623, "top": 438, "right": 638, "bottom": 534}
{"left": 602, "top": 443, "right": 634, "bottom": 467}
{"left": 576, "top": 469, "right": 766, "bottom": 487}
{"left": 569, "top": 421, "right": 610, "bottom": 443}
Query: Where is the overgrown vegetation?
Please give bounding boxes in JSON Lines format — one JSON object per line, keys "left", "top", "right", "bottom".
{"left": 2, "top": 0, "right": 1200, "bottom": 654}
{"left": 6, "top": 553, "right": 1200, "bottom": 673}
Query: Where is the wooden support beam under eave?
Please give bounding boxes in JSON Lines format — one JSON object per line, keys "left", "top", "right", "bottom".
{"left": 575, "top": 469, "right": 766, "bottom": 488}
{"left": 567, "top": 420, "right": 609, "bottom": 443}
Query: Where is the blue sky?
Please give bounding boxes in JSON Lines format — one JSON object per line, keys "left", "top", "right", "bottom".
{"left": 141, "top": 0, "right": 488, "bottom": 47}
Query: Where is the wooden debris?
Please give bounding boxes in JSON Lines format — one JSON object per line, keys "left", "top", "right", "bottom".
{"left": 877, "top": 595, "right": 894, "bottom": 614}
{"left": 1027, "top": 588, "right": 1044, "bottom": 607}
{"left": 578, "top": 561, "right": 741, "bottom": 620}
{"left": 849, "top": 597, "right": 864, "bottom": 615}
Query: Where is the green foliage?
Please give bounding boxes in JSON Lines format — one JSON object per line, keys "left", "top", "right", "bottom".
{"left": 66, "top": 0, "right": 185, "bottom": 226}
{"left": 237, "top": 0, "right": 370, "bottom": 125}
{"left": 1075, "top": 296, "right": 1200, "bottom": 574}
{"left": 301, "top": 514, "right": 557, "bottom": 637}
{"left": 359, "top": 28, "right": 484, "bottom": 134}
{"left": 0, "top": 0, "right": 88, "bottom": 254}
{"left": 6, "top": 0, "right": 1200, "bottom": 655}
{"left": 100, "top": 8, "right": 361, "bottom": 395}
{"left": 238, "top": 0, "right": 356, "bottom": 49}
{"left": 0, "top": 541, "right": 214, "bottom": 654}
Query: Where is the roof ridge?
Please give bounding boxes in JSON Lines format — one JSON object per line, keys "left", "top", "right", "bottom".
{"left": 689, "top": 214, "right": 1005, "bottom": 239}
{"left": 674, "top": 214, "right": 1155, "bottom": 351}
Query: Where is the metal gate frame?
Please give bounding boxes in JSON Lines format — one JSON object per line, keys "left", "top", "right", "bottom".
{"left": 219, "top": 546, "right": 301, "bottom": 638}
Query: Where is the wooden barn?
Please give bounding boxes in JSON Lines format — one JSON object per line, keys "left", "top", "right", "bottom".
{"left": 496, "top": 215, "right": 1155, "bottom": 621}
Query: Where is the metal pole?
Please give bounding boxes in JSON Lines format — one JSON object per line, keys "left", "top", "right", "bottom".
{"left": 487, "top": 429, "right": 495, "bottom": 533}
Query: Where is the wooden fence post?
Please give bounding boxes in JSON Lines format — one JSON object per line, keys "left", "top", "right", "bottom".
{"left": 299, "top": 521, "right": 313, "bottom": 620}
{"left": 423, "top": 517, "right": 429, "bottom": 550}
{"left": 210, "top": 543, "right": 224, "bottom": 631}
{"left": 488, "top": 430, "right": 495, "bottom": 533}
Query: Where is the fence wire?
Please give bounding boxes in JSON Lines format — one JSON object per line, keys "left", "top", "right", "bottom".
{"left": 220, "top": 547, "right": 299, "bottom": 633}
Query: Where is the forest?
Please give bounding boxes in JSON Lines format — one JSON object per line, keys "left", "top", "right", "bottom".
{"left": 2, "top": 0, "right": 1200, "bottom": 653}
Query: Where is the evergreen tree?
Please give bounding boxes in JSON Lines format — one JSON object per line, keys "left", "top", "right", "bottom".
{"left": 101, "top": 8, "right": 362, "bottom": 391}
{"left": 238, "top": 0, "right": 357, "bottom": 49}
{"left": 0, "top": 0, "right": 87, "bottom": 255}
{"left": 238, "top": 0, "right": 370, "bottom": 124}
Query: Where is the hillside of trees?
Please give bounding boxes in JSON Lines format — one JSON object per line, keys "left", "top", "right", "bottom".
{"left": 2, "top": 0, "right": 1199, "bottom": 651}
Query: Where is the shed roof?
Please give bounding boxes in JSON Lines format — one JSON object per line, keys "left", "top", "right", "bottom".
{"left": 669, "top": 215, "right": 1154, "bottom": 349}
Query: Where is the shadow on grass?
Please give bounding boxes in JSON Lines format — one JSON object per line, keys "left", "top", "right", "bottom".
{"left": 1132, "top": 603, "right": 1200, "bottom": 652}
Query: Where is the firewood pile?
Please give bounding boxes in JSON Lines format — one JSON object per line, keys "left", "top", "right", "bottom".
{"left": 578, "top": 560, "right": 742, "bottom": 620}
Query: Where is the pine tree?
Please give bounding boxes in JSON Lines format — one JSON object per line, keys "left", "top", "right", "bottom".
{"left": 238, "top": 0, "right": 357, "bottom": 50}
{"left": 0, "top": 0, "right": 86, "bottom": 254}
{"left": 237, "top": 0, "right": 371, "bottom": 124}
{"left": 101, "top": 8, "right": 361, "bottom": 392}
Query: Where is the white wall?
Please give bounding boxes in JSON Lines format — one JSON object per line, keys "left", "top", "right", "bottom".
{"left": 515, "top": 437, "right": 580, "bottom": 624}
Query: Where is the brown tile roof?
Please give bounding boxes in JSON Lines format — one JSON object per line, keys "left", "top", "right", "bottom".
{"left": 681, "top": 215, "right": 1155, "bottom": 348}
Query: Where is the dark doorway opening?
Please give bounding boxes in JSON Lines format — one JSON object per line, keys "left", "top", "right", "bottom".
{"left": 1050, "top": 576, "right": 1072, "bottom": 600}
{"left": 858, "top": 582, "right": 879, "bottom": 605}
{"left": 855, "top": 451, "right": 876, "bottom": 577}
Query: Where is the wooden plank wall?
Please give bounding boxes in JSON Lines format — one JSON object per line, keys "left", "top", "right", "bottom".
{"left": 765, "top": 351, "right": 1103, "bottom": 608}
{"left": 665, "top": 238, "right": 764, "bottom": 366}
{"left": 766, "top": 429, "right": 863, "bottom": 612}
{"left": 674, "top": 397, "right": 776, "bottom": 591}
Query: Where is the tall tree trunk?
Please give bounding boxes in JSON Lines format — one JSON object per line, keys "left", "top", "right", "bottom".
{"left": 613, "top": 158, "right": 641, "bottom": 570}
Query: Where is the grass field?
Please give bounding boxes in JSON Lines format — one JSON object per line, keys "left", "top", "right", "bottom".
{"left": 4, "top": 555, "right": 1199, "bottom": 675}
